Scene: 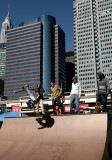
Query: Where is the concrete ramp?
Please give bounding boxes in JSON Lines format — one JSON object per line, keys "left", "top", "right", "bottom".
{"left": 0, "top": 114, "right": 108, "bottom": 160}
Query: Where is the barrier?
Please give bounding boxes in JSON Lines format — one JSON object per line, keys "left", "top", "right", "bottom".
{"left": 18, "top": 89, "right": 112, "bottom": 117}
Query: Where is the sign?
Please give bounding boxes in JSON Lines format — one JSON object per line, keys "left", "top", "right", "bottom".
{"left": 64, "top": 104, "right": 89, "bottom": 113}
{"left": 12, "top": 106, "right": 20, "bottom": 112}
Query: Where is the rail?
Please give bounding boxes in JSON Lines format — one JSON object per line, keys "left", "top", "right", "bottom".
{"left": 18, "top": 89, "right": 112, "bottom": 117}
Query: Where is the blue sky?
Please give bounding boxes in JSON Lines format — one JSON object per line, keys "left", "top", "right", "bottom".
{"left": 0, "top": 0, "right": 74, "bottom": 51}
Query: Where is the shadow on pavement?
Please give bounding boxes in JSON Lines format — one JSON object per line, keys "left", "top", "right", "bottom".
{"left": 36, "top": 115, "right": 55, "bottom": 130}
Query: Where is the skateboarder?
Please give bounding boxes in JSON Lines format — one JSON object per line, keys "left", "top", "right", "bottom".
{"left": 14, "top": 84, "right": 45, "bottom": 112}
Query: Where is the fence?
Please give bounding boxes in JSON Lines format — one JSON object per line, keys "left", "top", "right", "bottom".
{"left": 0, "top": 89, "right": 112, "bottom": 115}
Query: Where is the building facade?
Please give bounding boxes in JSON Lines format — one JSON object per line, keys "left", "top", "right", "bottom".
{"left": 66, "top": 50, "right": 75, "bottom": 91}
{"left": 66, "top": 50, "right": 75, "bottom": 64}
{"left": 73, "top": 0, "right": 112, "bottom": 90}
{"left": 0, "top": 13, "right": 13, "bottom": 97}
{"left": 0, "top": 12, "right": 13, "bottom": 44}
{"left": 54, "top": 25, "right": 66, "bottom": 90}
{"left": 4, "top": 15, "right": 66, "bottom": 99}
{"left": 0, "top": 43, "right": 6, "bottom": 80}
{"left": 0, "top": 13, "right": 13, "bottom": 81}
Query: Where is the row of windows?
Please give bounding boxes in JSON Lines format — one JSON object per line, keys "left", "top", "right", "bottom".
{"left": 101, "top": 38, "right": 112, "bottom": 42}
{"left": 8, "top": 27, "right": 41, "bottom": 39}
{"left": 5, "top": 79, "right": 39, "bottom": 86}
{"left": 7, "top": 33, "right": 40, "bottom": 44}
{"left": 98, "top": 6, "right": 112, "bottom": 12}
{"left": 79, "top": 68, "right": 94, "bottom": 72}
{"left": 77, "top": 11, "right": 91, "bottom": 17}
{"left": 7, "top": 36, "right": 41, "bottom": 47}
{"left": 7, "top": 52, "right": 40, "bottom": 61}
{"left": 99, "top": 18, "right": 112, "bottom": 23}
{"left": 6, "top": 67, "right": 40, "bottom": 74}
{"left": 7, "top": 30, "right": 41, "bottom": 41}
{"left": 101, "top": 51, "right": 112, "bottom": 55}
{"left": 98, "top": 0, "right": 111, "bottom": 4}
{"left": 6, "top": 57, "right": 40, "bottom": 66}
{"left": 6, "top": 63, "right": 40, "bottom": 70}
{"left": 78, "top": 29, "right": 92, "bottom": 34}
{"left": 79, "top": 56, "right": 94, "bottom": 61}
{"left": 8, "top": 22, "right": 40, "bottom": 33}
{"left": 103, "top": 69, "right": 112, "bottom": 73}
{"left": 101, "top": 47, "right": 112, "bottom": 51}
{"left": 77, "top": 18, "right": 91, "bottom": 24}
{"left": 6, "top": 60, "right": 40, "bottom": 67}
{"left": 6, "top": 57, "right": 40, "bottom": 64}
{"left": 77, "top": 36, "right": 92, "bottom": 41}
{"left": 78, "top": 40, "right": 93, "bottom": 45}
{"left": 6, "top": 71, "right": 40, "bottom": 78}
{"left": 8, "top": 25, "right": 41, "bottom": 37}
{"left": 81, "top": 81, "right": 95, "bottom": 85}
{"left": 79, "top": 72, "right": 95, "bottom": 77}
{"left": 100, "top": 26, "right": 112, "bottom": 31}
{"left": 99, "top": 13, "right": 111, "bottom": 19}
{"left": 78, "top": 52, "right": 93, "bottom": 57}
{"left": 103, "top": 64, "right": 112, "bottom": 68}
{"left": 78, "top": 64, "right": 95, "bottom": 68}
{"left": 77, "top": 32, "right": 92, "bottom": 37}
{"left": 6, "top": 48, "right": 40, "bottom": 56}
{"left": 102, "top": 55, "right": 112, "bottom": 59}
{"left": 98, "top": 2, "right": 112, "bottom": 8}
{"left": 78, "top": 48, "right": 93, "bottom": 53}
{"left": 0, "top": 52, "right": 6, "bottom": 55}
{"left": 7, "top": 42, "right": 40, "bottom": 52}
{"left": 6, "top": 75, "right": 39, "bottom": 81}
{"left": 79, "top": 77, "right": 95, "bottom": 81}
{"left": 99, "top": 22, "right": 112, "bottom": 27}
{"left": 7, "top": 46, "right": 40, "bottom": 54}
{"left": 101, "top": 42, "right": 112, "bottom": 47}
{"left": 77, "top": 21, "right": 91, "bottom": 27}
{"left": 78, "top": 4, "right": 90, "bottom": 10}
{"left": 102, "top": 60, "right": 112, "bottom": 63}
{"left": 101, "top": 34, "right": 112, "bottom": 39}
{"left": 78, "top": 44, "right": 93, "bottom": 49}
{"left": 82, "top": 85, "right": 96, "bottom": 89}
{"left": 77, "top": 25, "right": 92, "bottom": 31}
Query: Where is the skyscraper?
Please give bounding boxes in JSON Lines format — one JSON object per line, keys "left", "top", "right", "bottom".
{"left": 0, "top": 43, "right": 6, "bottom": 80}
{"left": 4, "top": 15, "right": 66, "bottom": 100}
{"left": 0, "top": 13, "right": 13, "bottom": 80}
{"left": 73, "top": 0, "right": 112, "bottom": 90}
{"left": 0, "top": 12, "right": 13, "bottom": 44}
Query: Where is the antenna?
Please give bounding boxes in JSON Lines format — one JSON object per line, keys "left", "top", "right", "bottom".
{"left": 8, "top": 3, "right": 10, "bottom": 16}
{"left": 8, "top": 0, "right": 13, "bottom": 16}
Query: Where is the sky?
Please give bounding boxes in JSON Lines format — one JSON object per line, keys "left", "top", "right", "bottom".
{"left": 0, "top": 0, "right": 74, "bottom": 51}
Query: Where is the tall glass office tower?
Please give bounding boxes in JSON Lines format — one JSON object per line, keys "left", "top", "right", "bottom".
{"left": 4, "top": 15, "right": 66, "bottom": 99}
{"left": 38, "top": 15, "right": 56, "bottom": 94}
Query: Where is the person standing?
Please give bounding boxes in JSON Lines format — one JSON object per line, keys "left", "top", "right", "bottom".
{"left": 70, "top": 76, "right": 81, "bottom": 114}
{"left": 96, "top": 73, "right": 110, "bottom": 112}
{"left": 51, "top": 82, "right": 63, "bottom": 114}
